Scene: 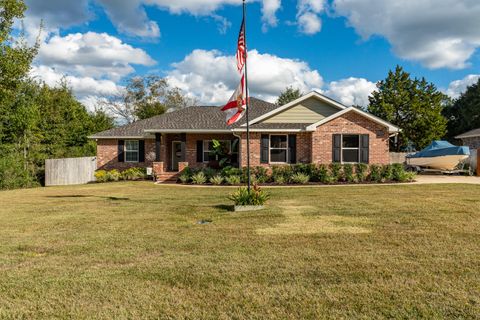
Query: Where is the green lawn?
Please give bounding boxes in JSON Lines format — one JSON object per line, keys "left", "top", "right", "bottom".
{"left": 0, "top": 182, "right": 479, "bottom": 319}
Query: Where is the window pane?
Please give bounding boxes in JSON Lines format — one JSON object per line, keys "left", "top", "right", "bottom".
{"left": 343, "top": 149, "right": 359, "bottom": 163}
{"left": 270, "top": 149, "right": 287, "bottom": 162}
{"left": 231, "top": 139, "right": 239, "bottom": 153}
{"left": 271, "top": 135, "right": 287, "bottom": 148}
{"left": 126, "top": 140, "right": 139, "bottom": 151}
{"left": 126, "top": 151, "right": 139, "bottom": 162}
{"left": 342, "top": 135, "right": 359, "bottom": 148}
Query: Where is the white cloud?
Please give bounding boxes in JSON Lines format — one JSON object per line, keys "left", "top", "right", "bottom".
{"left": 296, "top": 0, "right": 325, "bottom": 34}
{"left": 261, "top": 0, "right": 281, "bottom": 32}
{"left": 445, "top": 74, "right": 480, "bottom": 99}
{"left": 332, "top": 0, "right": 480, "bottom": 69}
{"left": 324, "top": 77, "right": 377, "bottom": 107}
{"left": 166, "top": 49, "right": 323, "bottom": 104}
{"left": 37, "top": 32, "right": 155, "bottom": 81}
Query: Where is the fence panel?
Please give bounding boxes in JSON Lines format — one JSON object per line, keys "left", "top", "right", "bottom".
{"left": 45, "top": 157, "right": 97, "bottom": 186}
{"left": 390, "top": 152, "right": 408, "bottom": 164}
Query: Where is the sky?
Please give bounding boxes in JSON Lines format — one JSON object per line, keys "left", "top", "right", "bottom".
{"left": 20, "top": 0, "right": 480, "bottom": 111}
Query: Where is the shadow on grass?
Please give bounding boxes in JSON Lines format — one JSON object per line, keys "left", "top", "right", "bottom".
{"left": 47, "top": 195, "right": 130, "bottom": 201}
{"left": 213, "top": 204, "right": 234, "bottom": 212}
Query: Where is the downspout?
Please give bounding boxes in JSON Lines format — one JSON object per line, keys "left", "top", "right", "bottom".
{"left": 233, "top": 131, "right": 242, "bottom": 167}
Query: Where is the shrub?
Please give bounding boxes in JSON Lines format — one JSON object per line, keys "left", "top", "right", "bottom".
{"left": 330, "top": 163, "right": 343, "bottom": 182}
{"left": 382, "top": 164, "right": 394, "bottom": 181}
{"left": 273, "top": 174, "right": 286, "bottom": 184}
{"left": 313, "top": 165, "right": 329, "bottom": 183}
{"left": 225, "top": 175, "right": 241, "bottom": 185}
{"left": 355, "top": 163, "right": 368, "bottom": 182}
{"left": 95, "top": 170, "right": 108, "bottom": 183}
{"left": 0, "top": 153, "right": 39, "bottom": 190}
{"left": 221, "top": 166, "right": 241, "bottom": 178}
{"left": 343, "top": 164, "right": 356, "bottom": 183}
{"left": 369, "top": 165, "right": 383, "bottom": 183}
{"left": 210, "top": 174, "right": 224, "bottom": 185}
{"left": 191, "top": 172, "right": 207, "bottom": 185}
{"left": 106, "top": 169, "right": 121, "bottom": 182}
{"left": 290, "top": 172, "right": 310, "bottom": 184}
{"left": 271, "top": 165, "right": 291, "bottom": 183}
{"left": 229, "top": 185, "right": 269, "bottom": 206}
{"left": 121, "top": 167, "right": 146, "bottom": 180}
{"left": 254, "top": 166, "right": 269, "bottom": 183}
{"left": 202, "top": 167, "right": 217, "bottom": 180}
{"left": 178, "top": 172, "right": 190, "bottom": 184}
{"left": 392, "top": 163, "right": 416, "bottom": 182}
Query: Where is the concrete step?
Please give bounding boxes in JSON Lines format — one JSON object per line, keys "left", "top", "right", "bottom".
{"left": 156, "top": 172, "right": 180, "bottom": 183}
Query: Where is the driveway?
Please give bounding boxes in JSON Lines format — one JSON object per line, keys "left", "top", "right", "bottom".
{"left": 415, "top": 175, "right": 480, "bottom": 185}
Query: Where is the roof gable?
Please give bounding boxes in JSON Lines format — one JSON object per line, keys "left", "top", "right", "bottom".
{"left": 455, "top": 128, "right": 480, "bottom": 139}
{"left": 246, "top": 91, "right": 346, "bottom": 126}
{"left": 305, "top": 107, "right": 400, "bottom": 133}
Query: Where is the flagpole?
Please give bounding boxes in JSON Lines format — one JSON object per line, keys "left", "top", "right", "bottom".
{"left": 243, "top": 0, "right": 251, "bottom": 192}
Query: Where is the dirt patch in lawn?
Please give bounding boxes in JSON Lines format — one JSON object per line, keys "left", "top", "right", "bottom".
{"left": 257, "top": 202, "right": 371, "bottom": 235}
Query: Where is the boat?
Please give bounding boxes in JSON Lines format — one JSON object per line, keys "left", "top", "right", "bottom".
{"left": 406, "top": 140, "right": 470, "bottom": 171}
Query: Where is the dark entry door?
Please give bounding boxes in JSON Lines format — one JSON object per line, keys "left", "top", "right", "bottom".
{"left": 172, "top": 141, "right": 182, "bottom": 171}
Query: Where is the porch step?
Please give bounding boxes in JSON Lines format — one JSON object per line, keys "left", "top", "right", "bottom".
{"left": 156, "top": 172, "right": 180, "bottom": 183}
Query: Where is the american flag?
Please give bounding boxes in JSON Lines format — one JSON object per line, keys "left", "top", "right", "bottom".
{"left": 236, "top": 18, "right": 246, "bottom": 73}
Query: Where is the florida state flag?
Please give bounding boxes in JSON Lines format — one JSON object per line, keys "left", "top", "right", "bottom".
{"left": 221, "top": 74, "right": 246, "bottom": 125}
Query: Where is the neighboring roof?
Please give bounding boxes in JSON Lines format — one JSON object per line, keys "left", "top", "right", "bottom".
{"left": 455, "top": 128, "right": 480, "bottom": 139}
{"left": 90, "top": 97, "right": 278, "bottom": 138}
{"left": 244, "top": 91, "right": 346, "bottom": 126}
{"left": 305, "top": 107, "right": 400, "bottom": 133}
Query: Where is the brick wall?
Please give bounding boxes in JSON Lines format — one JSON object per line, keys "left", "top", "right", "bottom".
{"left": 96, "top": 139, "right": 155, "bottom": 171}
{"left": 312, "top": 111, "right": 390, "bottom": 164}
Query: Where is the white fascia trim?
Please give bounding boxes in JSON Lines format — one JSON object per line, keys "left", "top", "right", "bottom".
{"left": 144, "top": 129, "right": 232, "bottom": 133}
{"left": 455, "top": 134, "right": 480, "bottom": 139}
{"left": 89, "top": 135, "right": 149, "bottom": 139}
{"left": 232, "top": 128, "right": 303, "bottom": 132}
{"left": 305, "top": 107, "right": 401, "bottom": 133}
{"left": 244, "top": 91, "right": 347, "bottom": 127}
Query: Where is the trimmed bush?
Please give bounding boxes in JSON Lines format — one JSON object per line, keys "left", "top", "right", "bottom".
{"left": 178, "top": 172, "right": 190, "bottom": 184}
{"left": 106, "top": 169, "right": 121, "bottom": 182}
{"left": 273, "top": 174, "right": 286, "bottom": 184}
{"left": 290, "top": 172, "right": 310, "bottom": 184}
{"left": 382, "top": 164, "right": 394, "bottom": 181}
{"left": 202, "top": 167, "right": 217, "bottom": 180}
{"left": 225, "top": 175, "right": 241, "bottom": 185}
{"left": 210, "top": 174, "right": 224, "bottom": 185}
{"left": 330, "top": 163, "right": 343, "bottom": 182}
{"left": 95, "top": 170, "right": 108, "bottom": 183}
{"left": 191, "top": 172, "right": 207, "bottom": 185}
{"left": 369, "top": 165, "right": 383, "bottom": 183}
{"left": 392, "top": 163, "right": 416, "bottom": 182}
{"left": 355, "top": 163, "right": 368, "bottom": 182}
{"left": 343, "top": 164, "right": 356, "bottom": 183}
{"left": 221, "top": 166, "right": 242, "bottom": 178}
{"left": 121, "top": 168, "right": 146, "bottom": 180}
{"left": 254, "top": 166, "right": 269, "bottom": 183}
{"left": 229, "top": 185, "right": 269, "bottom": 206}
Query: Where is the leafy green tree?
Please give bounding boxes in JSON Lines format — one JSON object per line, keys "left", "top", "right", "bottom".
{"left": 367, "top": 66, "right": 448, "bottom": 151}
{"left": 276, "top": 86, "right": 303, "bottom": 106}
{"left": 443, "top": 78, "right": 480, "bottom": 140}
{"left": 105, "top": 75, "right": 195, "bottom": 123}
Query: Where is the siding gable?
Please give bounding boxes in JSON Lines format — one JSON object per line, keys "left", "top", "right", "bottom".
{"left": 262, "top": 97, "right": 340, "bottom": 124}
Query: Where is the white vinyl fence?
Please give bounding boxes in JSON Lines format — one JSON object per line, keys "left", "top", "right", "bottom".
{"left": 45, "top": 157, "right": 97, "bottom": 186}
{"left": 390, "top": 152, "right": 408, "bottom": 164}
{"left": 469, "top": 149, "right": 477, "bottom": 174}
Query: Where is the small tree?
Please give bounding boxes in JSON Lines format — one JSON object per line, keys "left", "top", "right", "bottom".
{"left": 276, "top": 86, "right": 303, "bottom": 106}
{"left": 443, "top": 78, "right": 480, "bottom": 140}
{"left": 367, "top": 66, "right": 448, "bottom": 151}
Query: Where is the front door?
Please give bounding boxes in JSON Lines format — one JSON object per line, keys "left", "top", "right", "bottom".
{"left": 172, "top": 141, "right": 182, "bottom": 171}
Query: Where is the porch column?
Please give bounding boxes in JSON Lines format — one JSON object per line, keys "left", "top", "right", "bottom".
{"left": 155, "top": 133, "right": 161, "bottom": 162}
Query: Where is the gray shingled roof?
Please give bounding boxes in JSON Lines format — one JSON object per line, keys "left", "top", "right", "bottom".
{"left": 91, "top": 97, "right": 280, "bottom": 138}
{"left": 455, "top": 128, "right": 480, "bottom": 139}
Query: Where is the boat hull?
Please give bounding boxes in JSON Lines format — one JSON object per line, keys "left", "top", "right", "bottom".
{"left": 407, "top": 155, "right": 469, "bottom": 171}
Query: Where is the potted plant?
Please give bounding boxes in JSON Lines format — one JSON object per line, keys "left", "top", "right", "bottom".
{"left": 229, "top": 184, "right": 269, "bottom": 212}
{"left": 209, "top": 139, "right": 237, "bottom": 169}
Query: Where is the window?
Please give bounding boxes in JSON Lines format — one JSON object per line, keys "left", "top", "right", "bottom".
{"left": 203, "top": 140, "right": 231, "bottom": 162}
{"left": 342, "top": 135, "right": 360, "bottom": 163}
{"left": 270, "top": 135, "right": 288, "bottom": 163}
{"left": 125, "top": 140, "right": 139, "bottom": 162}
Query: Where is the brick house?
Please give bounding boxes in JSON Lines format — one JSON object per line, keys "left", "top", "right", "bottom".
{"left": 90, "top": 92, "right": 400, "bottom": 182}
{"left": 455, "top": 128, "right": 480, "bottom": 149}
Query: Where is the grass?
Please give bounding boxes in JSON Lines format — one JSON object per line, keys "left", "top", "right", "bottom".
{"left": 0, "top": 182, "right": 479, "bottom": 319}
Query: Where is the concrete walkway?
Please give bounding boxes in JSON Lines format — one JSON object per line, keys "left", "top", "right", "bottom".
{"left": 414, "top": 175, "right": 480, "bottom": 185}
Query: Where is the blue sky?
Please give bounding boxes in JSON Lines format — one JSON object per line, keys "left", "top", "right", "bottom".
{"left": 22, "top": 0, "right": 480, "bottom": 110}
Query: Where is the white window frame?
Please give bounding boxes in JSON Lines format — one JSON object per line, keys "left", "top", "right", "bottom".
{"left": 203, "top": 140, "right": 232, "bottom": 163}
{"left": 125, "top": 140, "right": 140, "bottom": 163}
{"left": 269, "top": 134, "right": 289, "bottom": 164}
{"left": 341, "top": 134, "right": 360, "bottom": 164}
